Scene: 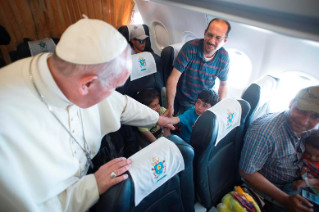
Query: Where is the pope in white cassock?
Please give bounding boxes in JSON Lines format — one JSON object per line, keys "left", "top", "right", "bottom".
{"left": 0, "top": 16, "right": 174, "bottom": 211}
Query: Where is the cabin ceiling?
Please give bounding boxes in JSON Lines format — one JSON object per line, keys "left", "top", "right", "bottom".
{"left": 149, "top": 0, "right": 319, "bottom": 42}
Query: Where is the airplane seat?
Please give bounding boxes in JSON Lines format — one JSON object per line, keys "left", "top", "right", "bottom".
{"left": 161, "top": 42, "right": 184, "bottom": 85}
{"left": 16, "top": 37, "right": 59, "bottom": 59}
{"left": 96, "top": 135, "right": 195, "bottom": 212}
{"left": 116, "top": 51, "right": 164, "bottom": 102}
{"left": 190, "top": 98, "right": 250, "bottom": 209}
{"left": 241, "top": 75, "right": 279, "bottom": 133}
{"left": 118, "top": 24, "right": 153, "bottom": 53}
{"left": 116, "top": 51, "right": 164, "bottom": 148}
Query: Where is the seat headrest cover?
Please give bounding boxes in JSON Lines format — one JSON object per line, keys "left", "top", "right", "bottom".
{"left": 169, "top": 42, "right": 184, "bottom": 62}
{"left": 127, "top": 25, "right": 145, "bottom": 40}
{"left": 253, "top": 75, "right": 278, "bottom": 107}
{"left": 56, "top": 15, "right": 127, "bottom": 64}
{"left": 207, "top": 98, "right": 242, "bottom": 146}
{"left": 131, "top": 52, "right": 157, "bottom": 81}
{"left": 129, "top": 137, "right": 185, "bottom": 206}
{"left": 28, "top": 38, "right": 56, "bottom": 56}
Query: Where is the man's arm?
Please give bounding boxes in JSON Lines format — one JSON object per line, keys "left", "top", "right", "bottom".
{"left": 239, "top": 169, "right": 313, "bottom": 212}
{"left": 165, "top": 68, "right": 182, "bottom": 117}
{"left": 218, "top": 81, "right": 227, "bottom": 101}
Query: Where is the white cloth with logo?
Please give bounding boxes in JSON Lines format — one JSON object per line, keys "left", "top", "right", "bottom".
{"left": 131, "top": 52, "right": 157, "bottom": 81}
{"left": 28, "top": 38, "right": 56, "bottom": 56}
{"left": 208, "top": 98, "right": 242, "bottom": 146}
{"left": 129, "top": 137, "right": 185, "bottom": 206}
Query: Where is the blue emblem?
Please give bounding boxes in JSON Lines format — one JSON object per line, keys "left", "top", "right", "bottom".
{"left": 38, "top": 41, "right": 48, "bottom": 52}
{"left": 151, "top": 156, "right": 167, "bottom": 182}
{"left": 139, "top": 57, "right": 147, "bottom": 71}
{"left": 227, "top": 109, "right": 234, "bottom": 129}
{"left": 154, "top": 161, "right": 164, "bottom": 175}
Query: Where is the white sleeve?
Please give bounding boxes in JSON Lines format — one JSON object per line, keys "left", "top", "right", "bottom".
{"left": 120, "top": 94, "right": 159, "bottom": 127}
{"left": 99, "top": 91, "right": 159, "bottom": 131}
{"left": 57, "top": 174, "right": 99, "bottom": 212}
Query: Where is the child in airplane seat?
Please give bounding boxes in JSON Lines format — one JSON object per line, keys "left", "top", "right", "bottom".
{"left": 169, "top": 89, "right": 219, "bottom": 143}
{"left": 292, "top": 130, "right": 319, "bottom": 193}
{"left": 136, "top": 88, "right": 170, "bottom": 142}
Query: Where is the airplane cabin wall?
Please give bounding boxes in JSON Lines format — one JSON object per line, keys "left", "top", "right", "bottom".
{"left": 135, "top": 0, "right": 319, "bottom": 98}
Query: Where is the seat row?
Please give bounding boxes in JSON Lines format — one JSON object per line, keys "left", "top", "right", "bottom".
{"left": 96, "top": 46, "right": 280, "bottom": 211}
{"left": 99, "top": 24, "right": 281, "bottom": 212}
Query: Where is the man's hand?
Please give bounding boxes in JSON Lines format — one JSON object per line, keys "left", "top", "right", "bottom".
{"left": 283, "top": 194, "right": 313, "bottom": 212}
{"left": 94, "top": 157, "right": 132, "bottom": 195}
{"left": 157, "top": 116, "right": 175, "bottom": 130}
{"left": 293, "top": 180, "right": 307, "bottom": 190}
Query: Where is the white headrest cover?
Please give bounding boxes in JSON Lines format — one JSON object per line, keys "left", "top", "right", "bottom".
{"left": 131, "top": 52, "right": 157, "bottom": 81}
{"left": 127, "top": 25, "right": 145, "bottom": 40}
{"left": 253, "top": 75, "right": 278, "bottom": 107}
{"left": 129, "top": 137, "right": 185, "bottom": 206}
{"left": 28, "top": 38, "right": 56, "bottom": 56}
{"left": 208, "top": 98, "right": 242, "bottom": 146}
{"left": 169, "top": 42, "right": 184, "bottom": 63}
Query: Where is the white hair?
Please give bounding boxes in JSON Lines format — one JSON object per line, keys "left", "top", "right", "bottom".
{"left": 51, "top": 45, "right": 132, "bottom": 87}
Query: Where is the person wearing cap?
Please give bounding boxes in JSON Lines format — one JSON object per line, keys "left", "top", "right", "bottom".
{"left": 130, "top": 28, "right": 149, "bottom": 54}
{"left": 239, "top": 86, "right": 319, "bottom": 212}
{"left": 0, "top": 17, "right": 174, "bottom": 211}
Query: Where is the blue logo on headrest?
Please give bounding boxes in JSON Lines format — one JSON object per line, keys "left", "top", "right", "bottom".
{"left": 139, "top": 57, "right": 147, "bottom": 71}
{"left": 227, "top": 109, "right": 234, "bottom": 129}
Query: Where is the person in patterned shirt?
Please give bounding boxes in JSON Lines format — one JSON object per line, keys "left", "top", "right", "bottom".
{"left": 165, "top": 18, "right": 231, "bottom": 117}
{"left": 239, "top": 86, "right": 319, "bottom": 212}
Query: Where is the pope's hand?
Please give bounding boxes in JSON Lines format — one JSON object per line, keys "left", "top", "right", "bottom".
{"left": 94, "top": 157, "right": 132, "bottom": 195}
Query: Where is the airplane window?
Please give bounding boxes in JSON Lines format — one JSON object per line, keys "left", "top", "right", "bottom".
{"left": 181, "top": 31, "right": 198, "bottom": 42}
{"left": 226, "top": 48, "right": 252, "bottom": 89}
{"left": 269, "top": 71, "right": 319, "bottom": 112}
{"left": 150, "top": 21, "right": 169, "bottom": 54}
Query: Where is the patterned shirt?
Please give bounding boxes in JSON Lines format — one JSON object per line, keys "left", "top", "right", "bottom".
{"left": 174, "top": 39, "right": 229, "bottom": 104}
{"left": 239, "top": 111, "right": 311, "bottom": 185}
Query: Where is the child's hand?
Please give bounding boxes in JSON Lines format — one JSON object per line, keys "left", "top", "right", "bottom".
{"left": 292, "top": 180, "right": 307, "bottom": 190}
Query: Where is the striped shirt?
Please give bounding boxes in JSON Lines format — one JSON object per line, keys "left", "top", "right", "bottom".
{"left": 174, "top": 39, "right": 229, "bottom": 104}
{"left": 239, "top": 112, "right": 311, "bottom": 185}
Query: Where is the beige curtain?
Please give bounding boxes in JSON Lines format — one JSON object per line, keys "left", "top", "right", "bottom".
{"left": 0, "top": 0, "right": 135, "bottom": 64}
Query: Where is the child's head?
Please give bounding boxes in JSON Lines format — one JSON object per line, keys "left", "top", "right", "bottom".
{"left": 195, "top": 89, "right": 219, "bottom": 115}
{"left": 136, "top": 88, "right": 161, "bottom": 113}
{"left": 304, "top": 130, "right": 319, "bottom": 162}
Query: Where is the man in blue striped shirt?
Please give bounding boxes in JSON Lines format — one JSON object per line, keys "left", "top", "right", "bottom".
{"left": 165, "top": 18, "right": 230, "bottom": 116}
{"left": 240, "top": 86, "right": 319, "bottom": 212}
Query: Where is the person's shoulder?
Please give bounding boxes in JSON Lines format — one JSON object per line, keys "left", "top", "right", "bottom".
{"left": 247, "top": 112, "right": 286, "bottom": 136}
{"left": 217, "top": 47, "right": 229, "bottom": 59}
{"left": 184, "top": 106, "right": 195, "bottom": 113}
